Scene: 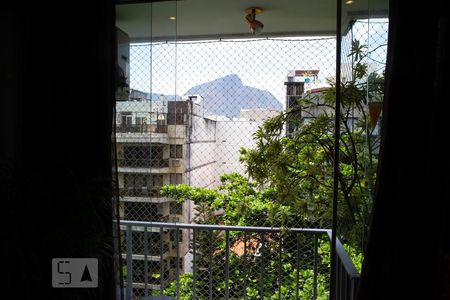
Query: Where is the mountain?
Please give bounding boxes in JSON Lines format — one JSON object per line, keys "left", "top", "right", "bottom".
{"left": 184, "top": 74, "right": 282, "bottom": 117}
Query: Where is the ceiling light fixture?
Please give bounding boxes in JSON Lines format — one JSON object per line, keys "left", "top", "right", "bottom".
{"left": 169, "top": 16, "right": 176, "bottom": 20}
{"left": 245, "top": 7, "right": 264, "bottom": 35}
{"left": 345, "top": 0, "right": 353, "bottom": 4}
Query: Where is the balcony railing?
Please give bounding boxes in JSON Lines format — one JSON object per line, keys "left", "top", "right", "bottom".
{"left": 120, "top": 187, "right": 162, "bottom": 198}
{"left": 123, "top": 242, "right": 170, "bottom": 258}
{"left": 120, "top": 215, "right": 170, "bottom": 223}
{"left": 118, "top": 158, "right": 170, "bottom": 168}
{"left": 118, "top": 220, "right": 360, "bottom": 300}
{"left": 330, "top": 231, "right": 360, "bottom": 300}
{"left": 116, "top": 124, "right": 168, "bottom": 134}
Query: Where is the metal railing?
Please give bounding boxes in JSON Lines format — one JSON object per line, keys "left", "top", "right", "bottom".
{"left": 120, "top": 187, "right": 162, "bottom": 198}
{"left": 329, "top": 231, "right": 360, "bottom": 300}
{"left": 118, "top": 158, "right": 170, "bottom": 168}
{"left": 328, "top": 232, "right": 360, "bottom": 300}
{"left": 116, "top": 124, "right": 168, "bottom": 134}
{"left": 118, "top": 220, "right": 359, "bottom": 300}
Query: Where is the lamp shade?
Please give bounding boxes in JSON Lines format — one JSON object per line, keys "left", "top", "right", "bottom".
{"left": 368, "top": 102, "right": 383, "bottom": 129}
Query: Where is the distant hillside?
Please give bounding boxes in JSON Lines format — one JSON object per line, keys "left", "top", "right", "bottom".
{"left": 184, "top": 74, "right": 282, "bottom": 117}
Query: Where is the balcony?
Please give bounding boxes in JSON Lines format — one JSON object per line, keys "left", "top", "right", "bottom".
{"left": 120, "top": 188, "right": 172, "bottom": 203}
{"left": 120, "top": 187, "right": 164, "bottom": 198}
{"left": 119, "top": 221, "right": 359, "bottom": 300}
{"left": 116, "top": 128, "right": 169, "bottom": 144}
{"left": 117, "top": 158, "right": 170, "bottom": 169}
{"left": 116, "top": 124, "right": 168, "bottom": 134}
{"left": 121, "top": 243, "right": 171, "bottom": 261}
{"left": 114, "top": 3, "right": 388, "bottom": 300}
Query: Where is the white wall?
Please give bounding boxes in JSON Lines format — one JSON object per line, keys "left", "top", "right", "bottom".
{"left": 215, "top": 120, "right": 262, "bottom": 181}
{"left": 188, "top": 163, "right": 217, "bottom": 188}
{"left": 185, "top": 112, "right": 218, "bottom": 189}
{"left": 190, "top": 115, "right": 216, "bottom": 141}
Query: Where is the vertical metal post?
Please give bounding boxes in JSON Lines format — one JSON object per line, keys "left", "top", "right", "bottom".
{"left": 126, "top": 225, "right": 133, "bottom": 300}
{"left": 176, "top": 228, "right": 180, "bottom": 299}
{"left": 193, "top": 229, "right": 197, "bottom": 300}
{"left": 278, "top": 235, "right": 282, "bottom": 300}
{"left": 112, "top": 108, "right": 124, "bottom": 300}
{"left": 313, "top": 234, "right": 318, "bottom": 300}
{"left": 144, "top": 226, "right": 149, "bottom": 297}
{"left": 331, "top": 0, "right": 343, "bottom": 299}
{"left": 225, "top": 230, "right": 230, "bottom": 300}
{"left": 243, "top": 232, "right": 248, "bottom": 300}
{"left": 160, "top": 227, "right": 164, "bottom": 296}
{"left": 209, "top": 230, "right": 213, "bottom": 300}
{"left": 258, "top": 235, "right": 265, "bottom": 299}
{"left": 295, "top": 234, "right": 300, "bottom": 300}
{"left": 338, "top": 261, "right": 342, "bottom": 300}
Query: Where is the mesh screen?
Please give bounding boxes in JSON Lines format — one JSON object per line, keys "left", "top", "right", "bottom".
{"left": 114, "top": 18, "right": 388, "bottom": 299}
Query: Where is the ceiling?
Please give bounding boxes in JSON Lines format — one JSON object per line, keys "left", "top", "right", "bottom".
{"left": 116, "top": 0, "right": 388, "bottom": 42}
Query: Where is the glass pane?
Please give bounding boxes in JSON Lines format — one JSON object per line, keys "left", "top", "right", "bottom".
{"left": 112, "top": 0, "right": 393, "bottom": 298}
{"left": 339, "top": 0, "right": 389, "bottom": 268}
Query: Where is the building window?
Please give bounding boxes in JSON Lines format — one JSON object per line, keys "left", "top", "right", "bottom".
{"left": 124, "top": 174, "right": 148, "bottom": 188}
{"left": 123, "top": 202, "right": 159, "bottom": 221}
{"left": 170, "top": 257, "right": 183, "bottom": 269}
{"left": 121, "top": 112, "right": 132, "bottom": 126}
{"left": 123, "top": 145, "right": 164, "bottom": 167}
{"left": 170, "top": 144, "right": 183, "bottom": 158}
{"left": 170, "top": 202, "right": 183, "bottom": 215}
{"left": 170, "top": 173, "right": 183, "bottom": 185}
{"left": 123, "top": 174, "right": 152, "bottom": 197}
{"left": 151, "top": 175, "right": 163, "bottom": 187}
{"left": 168, "top": 101, "right": 189, "bottom": 125}
{"left": 170, "top": 229, "right": 183, "bottom": 242}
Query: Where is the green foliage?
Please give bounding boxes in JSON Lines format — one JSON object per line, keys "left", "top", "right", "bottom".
{"left": 318, "top": 239, "right": 362, "bottom": 273}
{"left": 164, "top": 273, "right": 194, "bottom": 300}
{"left": 343, "top": 243, "right": 364, "bottom": 273}
{"left": 239, "top": 39, "right": 383, "bottom": 246}
{"left": 122, "top": 265, "right": 127, "bottom": 279}
{"left": 162, "top": 173, "right": 299, "bottom": 227}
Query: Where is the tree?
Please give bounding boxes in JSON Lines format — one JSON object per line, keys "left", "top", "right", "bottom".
{"left": 162, "top": 174, "right": 335, "bottom": 299}
{"left": 240, "top": 39, "right": 383, "bottom": 247}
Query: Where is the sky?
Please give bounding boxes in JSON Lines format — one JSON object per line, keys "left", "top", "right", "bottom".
{"left": 128, "top": 19, "right": 388, "bottom": 108}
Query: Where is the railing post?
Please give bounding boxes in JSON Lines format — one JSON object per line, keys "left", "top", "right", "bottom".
{"left": 126, "top": 225, "right": 133, "bottom": 300}
{"left": 160, "top": 227, "right": 164, "bottom": 296}
{"left": 295, "top": 233, "right": 300, "bottom": 300}
{"left": 243, "top": 232, "right": 248, "bottom": 300}
{"left": 144, "top": 226, "right": 149, "bottom": 297}
{"left": 313, "top": 234, "right": 318, "bottom": 300}
{"left": 176, "top": 228, "right": 180, "bottom": 299}
{"left": 278, "top": 234, "right": 282, "bottom": 300}
{"left": 209, "top": 230, "right": 213, "bottom": 300}
{"left": 225, "top": 230, "right": 230, "bottom": 300}
{"left": 258, "top": 234, "right": 265, "bottom": 299}
{"left": 192, "top": 228, "right": 197, "bottom": 300}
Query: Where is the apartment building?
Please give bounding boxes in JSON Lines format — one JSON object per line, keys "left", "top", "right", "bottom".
{"left": 116, "top": 93, "right": 281, "bottom": 294}
{"left": 116, "top": 96, "right": 205, "bottom": 294}
{"left": 284, "top": 70, "right": 321, "bottom": 134}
